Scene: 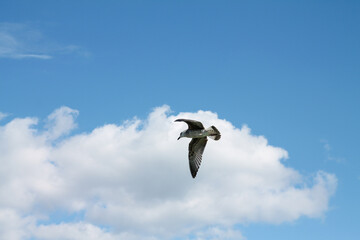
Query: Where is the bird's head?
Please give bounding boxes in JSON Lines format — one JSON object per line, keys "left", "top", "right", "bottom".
{"left": 177, "top": 131, "right": 185, "bottom": 140}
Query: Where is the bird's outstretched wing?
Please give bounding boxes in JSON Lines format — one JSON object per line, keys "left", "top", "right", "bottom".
{"left": 175, "top": 119, "right": 205, "bottom": 130}
{"left": 188, "top": 137, "right": 208, "bottom": 178}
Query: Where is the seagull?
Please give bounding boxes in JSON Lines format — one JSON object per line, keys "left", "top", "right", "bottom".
{"left": 175, "top": 119, "right": 221, "bottom": 178}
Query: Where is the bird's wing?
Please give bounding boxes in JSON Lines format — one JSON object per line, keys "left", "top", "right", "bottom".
{"left": 175, "top": 119, "right": 205, "bottom": 130}
{"left": 188, "top": 137, "right": 208, "bottom": 178}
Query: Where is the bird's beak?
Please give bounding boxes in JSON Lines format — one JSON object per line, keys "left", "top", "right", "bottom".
{"left": 177, "top": 136, "right": 181, "bottom": 140}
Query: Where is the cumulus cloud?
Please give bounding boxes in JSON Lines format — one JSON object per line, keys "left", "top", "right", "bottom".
{"left": 0, "top": 106, "right": 337, "bottom": 239}
{"left": 33, "top": 222, "right": 118, "bottom": 240}
{"left": 188, "top": 226, "right": 244, "bottom": 240}
{"left": 45, "top": 106, "right": 79, "bottom": 140}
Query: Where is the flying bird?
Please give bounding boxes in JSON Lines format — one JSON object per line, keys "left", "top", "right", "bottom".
{"left": 175, "top": 119, "right": 221, "bottom": 178}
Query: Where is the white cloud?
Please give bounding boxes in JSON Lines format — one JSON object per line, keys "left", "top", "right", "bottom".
{"left": 190, "top": 226, "right": 244, "bottom": 240}
{"left": 0, "top": 106, "right": 337, "bottom": 239}
{"left": 0, "top": 23, "right": 88, "bottom": 60}
{"left": 33, "top": 222, "right": 117, "bottom": 240}
{"left": 45, "top": 106, "right": 79, "bottom": 140}
{"left": 0, "top": 209, "right": 35, "bottom": 240}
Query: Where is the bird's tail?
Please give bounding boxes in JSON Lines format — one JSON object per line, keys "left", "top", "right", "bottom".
{"left": 207, "top": 126, "right": 221, "bottom": 140}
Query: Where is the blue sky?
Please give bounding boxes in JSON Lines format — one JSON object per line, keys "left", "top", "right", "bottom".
{"left": 1, "top": 1, "right": 359, "bottom": 239}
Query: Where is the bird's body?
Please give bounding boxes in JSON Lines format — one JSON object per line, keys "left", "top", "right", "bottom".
{"left": 175, "top": 119, "right": 221, "bottom": 178}
{"left": 180, "top": 128, "right": 218, "bottom": 139}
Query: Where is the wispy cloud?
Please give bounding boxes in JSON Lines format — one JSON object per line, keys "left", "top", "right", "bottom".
{"left": 0, "top": 22, "right": 88, "bottom": 60}
{"left": 9, "top": 53, "right": 52, "bottom": 59}
{"left": 321, "top": 139, "right": 345, "bottom": 163}
{"left": 0, "top": 112, "right": 9, "bottom": 121}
